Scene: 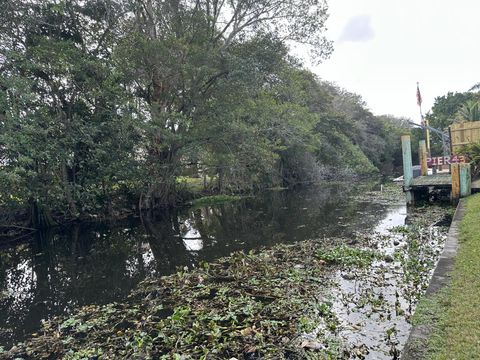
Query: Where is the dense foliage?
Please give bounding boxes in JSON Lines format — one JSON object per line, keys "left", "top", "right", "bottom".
{"left": 425, "top": 90, "right": 480, "bottom": 155}
{"left": 0, "top": 0, "right": 408, "bottom": 226}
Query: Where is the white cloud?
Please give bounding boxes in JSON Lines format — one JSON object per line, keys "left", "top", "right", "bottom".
{"left": 339, "top": 15, "right": 374, "bottom": 43}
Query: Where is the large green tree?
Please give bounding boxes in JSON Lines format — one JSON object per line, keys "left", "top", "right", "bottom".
{"left": 115, "top": 0, "right": 333, "bottom": 205}
{"left": 426, "top": 92, "right": 477, "bottom": 130}
{"left": 0, "top": 0, "right": 141, "bottom": 225}
{"left": 424, "top": 91, "right": 479, "bottom": 155}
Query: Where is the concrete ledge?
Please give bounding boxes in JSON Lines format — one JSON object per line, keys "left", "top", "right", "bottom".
{"left": 401, "top": 199, "right": 465, "bottom": 359}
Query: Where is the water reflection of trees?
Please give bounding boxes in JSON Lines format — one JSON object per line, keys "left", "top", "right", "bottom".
{"left": 142, "top": 211, "right": 195, "bottom": 273}
{"left": 0, "top": 221, "right": 156, "bottom": 346}
{"left": 173, "top": 183, "right": 388, "bottom": 260}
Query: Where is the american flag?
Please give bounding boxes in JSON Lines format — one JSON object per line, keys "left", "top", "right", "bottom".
{"left": 416, "top": 83, "right": 422, "bottom": 106}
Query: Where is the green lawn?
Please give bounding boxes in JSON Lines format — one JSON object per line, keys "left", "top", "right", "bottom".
{"left": 412, "top": 193, "right": 480, "bottom": 359}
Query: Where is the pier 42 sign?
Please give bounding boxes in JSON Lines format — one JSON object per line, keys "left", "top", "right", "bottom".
{"left": 427, "top": 155, "right": 466, "bottom": 167}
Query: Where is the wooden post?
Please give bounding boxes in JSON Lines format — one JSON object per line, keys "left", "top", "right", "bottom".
{"left": 448, "top": 126, "right": 453, "bottom": 155}
{"left": 467, "top": 163, "right": 472, "bottom": 195}
{"left": 451, "top": 163, "right": 460, "bottom": 203}
{"left": 459, "top": 163, "right": 472, "bottom": 197}
{"left": 419, "top": 140, "right": 428, "bottom": 176}
{"left": 425, "top": 118, "right": 431, "bottom": 156}
{"left": 402, "top": 135, "right": 413, "bottom": 187}
{"left": 402, "top": 135, "right": 414, "bottom": 205}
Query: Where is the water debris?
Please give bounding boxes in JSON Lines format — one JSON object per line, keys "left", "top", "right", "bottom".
{"left": 300, "top": 340, "right": 325, "bottom": 350}
{"left": 341, "top": 272, "right": 356, "bottom": 280}
{"left": 1, "top": 188, "right": 452, "bottom": 359}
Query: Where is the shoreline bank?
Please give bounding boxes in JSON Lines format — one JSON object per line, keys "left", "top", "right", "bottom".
{"left": 402, "top": 193, "right": 480, "bottom": 359}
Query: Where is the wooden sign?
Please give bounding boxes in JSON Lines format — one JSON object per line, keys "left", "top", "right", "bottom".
{"left": 427, "top": 155, "right": 466, "bottom": 167}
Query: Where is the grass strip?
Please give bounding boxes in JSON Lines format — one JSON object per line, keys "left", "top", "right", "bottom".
{"left": 192, "top": 194, "right": 242, "bottom": 206}
{"left": 411, "top": 193, "right": 480, "bottom": 359}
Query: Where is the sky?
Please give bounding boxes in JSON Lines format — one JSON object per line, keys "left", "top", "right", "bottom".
{"left": 306, "top": 0, "right": 480, "bottom": 123}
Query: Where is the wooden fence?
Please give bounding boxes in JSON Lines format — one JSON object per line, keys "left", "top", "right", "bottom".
{"left": 450, "top": 121, "right": 480, "bottom": 154}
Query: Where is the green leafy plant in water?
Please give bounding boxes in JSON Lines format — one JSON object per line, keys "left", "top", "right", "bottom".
{"left": 389, "top": 225, "right": 409, "bottom": 234}
{"left": 64, "top": 348, "right": 103, "bottom": 360}
{"left": 385, "top": 326, "right": 396, "bottom": 340}
{"left": 317, "top": 302, "right": 332, "bottom": 317}
{"left": 133, "top": 331, "right": 153, "bottom": 349}
{"left": 315, "top": 302, "right": 338, "bottom": 332}
{"left": 316, "top": 246, "right": 378, "bottom": 267}
{"left": 60, "top": 317, "right": 81, "bottom": 330}
{"left": 299, "top": 316, "right": 318, "bottom": 333}
{"left": 59, "top": 307, "right": 114, "bottom": 334}
{"left": 171, "top": 306, "right": 191, "bottom": 322}
{"left": 306, "top": 336, "right": 343, "bottom": 359}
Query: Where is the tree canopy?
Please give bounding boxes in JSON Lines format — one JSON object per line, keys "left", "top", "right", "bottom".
{"left": 0, "top": 0, "right": 408, "bottom": 226}
{"left": 424, "top": 89, "right": 480, "bottom": 155}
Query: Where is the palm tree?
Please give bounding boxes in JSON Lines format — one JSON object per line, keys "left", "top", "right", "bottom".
{"left": 469, "top": 83, "right": 480, "bottom": 92}
{"left": 455, "top": 100, "right": 480, "bottom": 122}
{"left": 461, "top": 142, "right": 480, "bottom": 176}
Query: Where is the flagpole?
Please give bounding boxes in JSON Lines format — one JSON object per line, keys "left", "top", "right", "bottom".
{"left": 420, "top": 105, "right": 431, "bottom": 156}
{"left": 417, "top": 82, "right": 431, "bottom": 156}
{"left": 425, "top": 119, "right": 431, "bottom": 156}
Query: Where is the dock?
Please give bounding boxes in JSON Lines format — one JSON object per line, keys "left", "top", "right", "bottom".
{"left": 411, "top": 174, "right": 452, "bottom": 188}
{"left": 401, "top": 135, "right": 475, "bottom": 204}
{"left": 411, "top": 174, "right": 480, "bottom": 191}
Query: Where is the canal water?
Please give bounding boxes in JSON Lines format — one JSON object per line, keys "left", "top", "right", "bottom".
{"left": 0, "top": 182, "right": 406, "bottom": 348}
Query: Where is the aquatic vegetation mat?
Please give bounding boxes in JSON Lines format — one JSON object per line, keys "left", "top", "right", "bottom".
{"left": 4, "top": 240, "right": 345, "bottom": 359}
{"left": 328, "top": 205, "right": 451, "bottom": 359}
{"left": 2, "top": 203, "right": 452, "bottom": 359}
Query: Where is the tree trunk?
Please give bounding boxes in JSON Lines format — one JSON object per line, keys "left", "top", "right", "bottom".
{"left": 62, "top": 161, "right": 78, "bottom": 217}
{"left": 218, "top": 167, "right": 224, "bottom": 193}
{"left": 30, "top": 200, "right": 56, "bottom": 229}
